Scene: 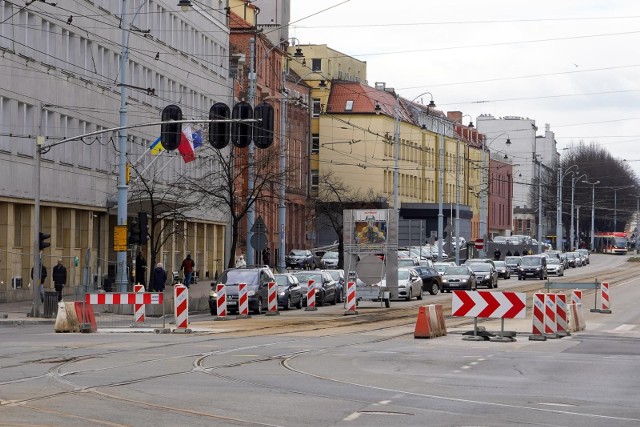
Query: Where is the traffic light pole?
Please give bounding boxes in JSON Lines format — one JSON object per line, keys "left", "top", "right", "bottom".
{"left": 31, "top": 143, "right": 42, "bottom": 317}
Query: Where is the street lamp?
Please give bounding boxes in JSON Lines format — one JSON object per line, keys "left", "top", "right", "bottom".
{"left": 557, "top": 164, "right": 578, "bottom": 251}
{"left": 570, "top": 173, "right": 587, "bottom": 250}
{"left": 451, "top": 114, "right": 474, "bottom": 265}
{"left": 582, "top": 179, "right": 600, "bottom": 250}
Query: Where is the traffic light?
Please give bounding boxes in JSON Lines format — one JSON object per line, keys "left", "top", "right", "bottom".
{"left": 38, "top": 232, "right": 51, "bottom": 250}
{"left": 208, "top": 102, "right": 230, "bottom": 149}
{"left": 231, "top": 101, "right": 253, "bottom": 148}
{"left": 160, "top": 105, "right": 183, "bottom": 150}
{"left": 253, "top": 102, "right": 274, "bottom": 149}
{"left": 137, "top": 212, "right": 148, "bottom": 244}
{"left": 128, "top": 220, "right": 140, "bottom": 245}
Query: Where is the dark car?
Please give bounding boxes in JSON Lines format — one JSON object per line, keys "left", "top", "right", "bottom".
{"left": 292, "top": 271, "right": 338, "bottom": 306}
{"left": 216, "top": 266, "right": 276, "bottom": 314}
{"left": 441, "top": 265, "right": 477, "bottom": 292}
{"left": 565, "top": 252, "right": 578, "bottom": 268}
{"left": 517, "top": 255, "right": 548, "bottom": 280}
{"left": 413, "top": 265, "right": 442, "bottom": 295}
{"left": 286, "top": 249, "right": 316, "bottom": 270}
{"left": 273, "top": 273, "right": 303, "bottom": 310}
{"left": 493, "top": 261, "right": 511, "bottom": 279}
{"left": 208, "top": 283, "right": 218, "bottom": 315}
{"left": 504, "top": 256, "right": 522, "bottom": 271}
{"left": 468, "top": 263, "right": 498, "bottom": 288}
{"left": 324, "top": 269, "right": 345, "bottom": 302}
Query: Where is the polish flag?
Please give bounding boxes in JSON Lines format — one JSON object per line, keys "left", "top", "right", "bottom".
{"left": 178, "top": 125, "right": 196, "bottom": 163}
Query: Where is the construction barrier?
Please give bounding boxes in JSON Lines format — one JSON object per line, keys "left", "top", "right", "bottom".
{"left": 55, "top": 302, "right": 80, "bottom": 333}
{"left": 305, "top": 280, "right": 317, "bottom": 311}
{"left": 452, "top": 290, "right": 526, "bottom": 341}
{"left": 568, "top": 302, "right": 586, "bottom": 332}
{"left": 266, "top": 282, "right": 279, "bottom": 316}
{"left": 571, "top": 289, "right": 582, "bottom": 305}
{"left": 238, "top": 283, "right": 250, "bottom": 317}
{"left": 556, "top": 294, "right": 569, "bottom": 337}
{"left": 530, "top": 293, "right": 547, "bottom": 341}
{"left": 215, "top": 284, "right": 227, "bottom": 319}
{"left": 174, "top": 285, "right": 189, "bottom": 331}
{"left": 83, "top": 292, "right": 163, "bottom": 332}
{"left": 414, "top": 304, "right": 447, "bottom": 338}
{"left": 544, "top": 293, "right": 558, "bottom": 338}
{"left": 344, "top": 281, "right": 358, "bottom": 315}
{"left": 134, "top": 284, "right": 145, "bottom": 323}
{"left": 599, "top": 282, "right": 612, "bottom": 313}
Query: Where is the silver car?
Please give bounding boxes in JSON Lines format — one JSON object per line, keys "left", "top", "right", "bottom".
{"left": 546, "top": 257, "right": 565, "bottom": 276}
{"left": 379, "top": 268, "right": 423, "bottom": 301}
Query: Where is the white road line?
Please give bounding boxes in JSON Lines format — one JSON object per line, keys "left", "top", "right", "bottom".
{"left": 343, "top": 412, "right": 361, "bottom": 421}
{"left": 612, "top": 324, "right": 636, "bottom": 332}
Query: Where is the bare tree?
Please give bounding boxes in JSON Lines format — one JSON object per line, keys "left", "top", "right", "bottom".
{"left": 178, "top": 144, "right": 285, "bottom": 269}
{"left": 314, "top": 171, "right": 387, "bottom": 268}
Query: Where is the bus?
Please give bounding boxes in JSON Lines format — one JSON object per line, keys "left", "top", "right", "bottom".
{"left": 593, "top": 232, "right": 628, "bottom": 255}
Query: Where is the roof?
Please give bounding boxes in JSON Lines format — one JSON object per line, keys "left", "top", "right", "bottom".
{"left": 326, "top": 81, "right": 413, "bottom": 122}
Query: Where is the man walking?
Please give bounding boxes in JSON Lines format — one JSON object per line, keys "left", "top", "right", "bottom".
{"left": 52, "top": 259, "right": 67, "bottom": 302}
{"left": 31, "top": 263, "right": 47, "bottom": 303}
{"left": 180, "top": 254, "right": 195, "bottom": 288}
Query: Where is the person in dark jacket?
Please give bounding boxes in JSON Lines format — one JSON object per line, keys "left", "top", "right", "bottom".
{"left": 150, "top": 263, "right": 167, "bottom": 292}
{"left": 52, "top": 259, "right": 67, "bottom": 302}
{"left": 180, "top": 254, "right": 195, "bottom": 288}
{"left": 135, "top": 251, "right": 147, "bottom": 288}
{"left": 31, "top": 264, "right": 47, "bottom": 303}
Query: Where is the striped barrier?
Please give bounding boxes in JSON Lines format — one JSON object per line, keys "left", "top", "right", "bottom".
{"left": 569, "top": 302, "right": 586, "bottom": 331}
{"left": 174, "top": 285, "right": 189, "bottom": 332}
{"left": 414, "top": 304, "right": 447, "bottom": 338}
{"left": 544, "top": 293, "right": 558, "bottom": 338}
{"left": 530, "top": 293, "right": 547, "bottom": 341}
{"left": 305, "top": 280, "right": 317, "bottom": 311}
{"left": 85, "top": 292, "right": 163, "bottom": 305}
{"left": 599, "top": 282, "right": 612, "bottom": 313}
{"left": 266, "top": 282, "right": 279, "bottom": 316}
{"left": 215, "top": 284, "right": 227, "bottom": 320}
{"left": 344, "top": 281, "right": 358, "bottom": 315}
{"left": 556, "top": 293, "right": 569, "bottom": 337}
{"left": 571, "top": 289, "right": 582, "bottom": 305}
{"left": 238, "top": 283, "right": 250, "bottom": 317}
{"left": 134, "top": 284, "right": 145, "bottom": 323}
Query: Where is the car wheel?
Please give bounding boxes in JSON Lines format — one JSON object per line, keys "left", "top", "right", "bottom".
{"left": 295, "top": 296, "right": 303, "bottom": 309}
{"left": 406, "top": 288, "right": 412, "bottom": 301}
{"left": 254, "top": 298, "right": 263, "bottom": 315}
{"left": 318, "top": 292, "right": 325, "bottom": 307}
{"left": 428, "top": 282, "right": 439, "bottom": 296}
{"left": 417, "top": 288, "right": 423, "bottom": 300}
{"left": 283, "top": 296, "right": 290, "bottom": 311}
{"left": 331, "top": 291, "right": 338, "bottom": 305}
{"left": 493, "top": 280, "right": 498, "bottom": 289}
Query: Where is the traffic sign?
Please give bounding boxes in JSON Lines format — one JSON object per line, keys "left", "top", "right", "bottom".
{"left": 452, "top": 291, "right": 526, "bottom": 319}
{"left": 114, "top": 225, "right": 127, "bottom": 252}
{"left": 474, "top": 238, "right": 484, "bottom": 249}
{"left": 251, "top": 216, "right": 267, "bottom": 234}
{"left": 250, "top": 233, "right": 268, "bottom": 251}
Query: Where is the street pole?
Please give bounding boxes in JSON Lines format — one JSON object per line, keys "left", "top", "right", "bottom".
{"left": 570, "top": 176, "right": 576, "bottom": 251}
{"left": 278, "top": 68, "right": 286, "bottom": 273}
{"left": 247, "top": 38, "right": 256, "bottom": 265}
{"left": 537, "top": 160, "right": 543, "bottom": 254}
{"left": 583, "top": 180, "right": 599, "bottom": 250}
{"left": 636, "top": 197, "right": 639, "bottom": 254}
{"left": 32, "top": 143, "right": 42, "bottom": 317}
{"left": 556, "top": 163, "right": 562, "bottom": 251}
{"left": 614, "top": 190, "right": 617, "bottom": 232}
{"left": 479, "top": 136, "right": 486, "bottom": 257}
{"left": 116, "top": 0, "right": 130, "bottom": 292}
{"left": 455, "top": 139, "right": 461, "bottom": 265}
{"left": 393, "top": 95, "right": 400, "bottom": 214}
{"left": 437, "top": 127, "right": 444, "bottom": 261}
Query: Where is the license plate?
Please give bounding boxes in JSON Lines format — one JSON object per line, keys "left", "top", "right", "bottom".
{"left": 448, "top": 283, "right": 458, "bottom": 287}
{"left": 227, "top": 301, "right": 237, "bottom": 306}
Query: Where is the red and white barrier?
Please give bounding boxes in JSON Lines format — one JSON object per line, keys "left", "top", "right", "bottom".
{"left": 266, "top": 282, "right": 279, "bottom": 315}
{"left": 451, "top": 290, "right": 526, "bottom": 319}
{"left": 414, "top": 304, "right": 447, "bottom": 338}
{"left": 544, "top": 293, "right": 557, "bottom": 338}
{"left": 216, "top": 284, "right": 227, "bottom": 318}
{"left": 530, "top": 293, "right": 546, "bottom": 341}
{"left": 305, "top": 280, "right": 317, "bottom": 311}
{"left": 568, "top": 303, "right": 586, "bottom": 332}
{"left": 174, "top": 284, "right": 189, "bottom": 330}
{"left": 238, "top": 283, "right": 249, "bottom": 317}
{"left": 556, "top": 293, "right": 569, "bottom": 336}
{"left": 599, "top": 282, "right": 612, "bottom": 313}
{"left": 344, "top": 281, "right": 357, "bottom": 315}
{"left": 134, "top": 284, "right": 145, "bottom": 323}
{"left": 85, "top": 292, "right": 163, "bottom": 305}
{"left": 571, "top": 289, "right": 582, "bottom": 305}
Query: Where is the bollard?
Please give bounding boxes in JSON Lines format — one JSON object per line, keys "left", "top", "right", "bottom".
{"left": 134, "top": 284, "right": 145, "bottom": 324}
{"left": 237, "top": 283, "right": 250, "bottom": 318}
{"left": 173, "top": 284, "right": 190, "bottom": 333}
{"left": 544, "top": 293, "right": 558, "bottom": 339}
{"left": 599, "top": 282, "right": 612, "bottom": 314}
{"left": 305, "top": 280, "right": 317, "bottom": 311}
{"left": 215, "top": 283, "right": 228, "bottom": 320}
{"left": 529, "top": 293, "right": 547, "bottom": 341}
{"left": 344, "top": 281, "right": 358, "bottom": 315}
{"left": 266, "top": 282, "right": 279, "bottom": 316}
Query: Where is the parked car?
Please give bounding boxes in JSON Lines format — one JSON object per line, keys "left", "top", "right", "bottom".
{"left": 577, "top": 249, "right": 590, "bottom": 265}
{"left": 413, "top": 265, "right": 442, "bottom": 295}
{"left": 546, "top": 257, "right": 565, "bottom": 276}
{"left": 464, "top": 258, "right": 496, "bottom": 268}
{"left": 208, "top": 283, "right": 218, "bottom": 315}
{"left": 397, "top": 257, "right": 418, "bottom": 268}
{"left": 286, "top": 249, "right": 316, "bottom": 270}
{"left": 493, "top": 261, "right": 511, "bottom": 279}
{"left": 291, "top": 271, "right": 338, "bottom": 306}
{"left": 324, "top": 269, "right": 345, "bottom": 302}
{"left": 320, "top": 251, "right": 339, "bottom": 269}
{"left": 565, "top": 252, "right": 578, "bottom": 268}
{"left": 517, "top": 255, "right": 548, "bottom": 280}
{"left": 273, "top": 273, "right": 304, "bottom": 310}
{"left": 434, "top": 261, "right": 456, "bottom": 275}
{"left": 468, "top": 262, "right": 498, "bottom": 288}
{"left": 379, "top": 268, "right": 423, "bottom": 301}
{"left": 217, "top": 266, "right": 276, "bottom": 314}
{"left": 441, "top": 265, "right": 477, "bottom": 292}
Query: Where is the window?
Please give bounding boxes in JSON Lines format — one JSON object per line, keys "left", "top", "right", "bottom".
{"left": 345, "top": 100, "right": 353, "bottom": 111}
{"left": 312, "top": 98, "right": 321, "bottom": 117}
{"left": 312, "top": 58, "right": 322, "bottom": 72}
{"left": 311, "top": 170, "right": 319, "bottom": 191}
{"left": 312, "top": 134, "right": 319, "bottom": 154}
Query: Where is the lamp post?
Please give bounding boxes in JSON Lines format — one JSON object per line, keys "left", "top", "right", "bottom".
{"left": 570, "top": 173, "right": 587, "bottom": 251}
{"left": 451, "top": 114, "right": 474, "bottom": 265}
{"left": 557, "top": 164, "right": 578, "bottom": 251}
{"left": 583, "top": 179, "right": 600, "bottom": 250}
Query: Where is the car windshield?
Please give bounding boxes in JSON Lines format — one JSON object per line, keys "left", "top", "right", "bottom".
{"left": 323, "top": 252, "right": 338, "bottom": 259}
{"left": 577, "top": 249, "right": 588, "bottom": 255}
{"left": 494, "top": 261, "right": 507, "bottom": 268}
{"left": 434, "top": 263, "right": 451, "bottom": 273}
{"left": 548, "top": 258, "right": 560, "bottom": 265}
{"left": 293, "top": 273, "right": 322, "bottom": 284}
{"left": 290, "top": 250, "right": 307, "bottom": 256}
{"left": 274, "top": 275, "right": 289, "bottom": 286}
{"left": 444, "top": 266, "right": 469, "bottom": 275}
{"left": 505, "top": 257, "right": 521, "bottom": 264}
{"left": 397, "top": 270, "right": 410, "bottom": 280}
{"left": 219, "top": 270, "right": 258, "bottom": 285}
{"left": 521, "top": 257, "right": 543, "bottom": 266}
{"left": 326, "top": 270, "right": 342, "bottom": 280}
{"left": 469, "top": 264, "right": 491, "bottom": 272}
{"left": 398, "top": 259, "right": 415, "bottom": 267}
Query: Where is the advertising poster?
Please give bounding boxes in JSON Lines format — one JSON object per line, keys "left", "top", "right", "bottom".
{"left": 354, "top": 210, "right": 387, "bottom": 246}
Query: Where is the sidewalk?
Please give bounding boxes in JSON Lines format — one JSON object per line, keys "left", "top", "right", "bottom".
{"left": 0, "top": 279, "right": 215, "bottom": 326}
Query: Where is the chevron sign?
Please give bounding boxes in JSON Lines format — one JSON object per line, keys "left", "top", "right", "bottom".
{"left": 452, "top": 290, "right": 526, "bottom": 319}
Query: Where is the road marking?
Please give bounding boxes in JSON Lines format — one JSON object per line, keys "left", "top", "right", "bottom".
{"left": 343, "top": 412, "right": 360, "bottom": 421}
{"left": 612, "top": 324, "right": 636, "bottom": 332}
{"left": 538, "top": 402, "right": 577, "bottom": 407}
{"left": 378, "top": 400, "right": 391, "bottom": 405}
{"left": 461, "top": 365, "right": 471, "bottom": 369}
{"left": 469, "top": 361, "right": 479, "bottom": 366}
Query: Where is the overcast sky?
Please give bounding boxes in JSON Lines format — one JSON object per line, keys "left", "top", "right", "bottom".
{"left": 289, "top": 0, "right": 640, "bottom": 177}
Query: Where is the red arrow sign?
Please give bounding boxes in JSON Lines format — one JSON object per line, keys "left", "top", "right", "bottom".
{"left": 452, "top": 290, "right": 526, "bottom": 319}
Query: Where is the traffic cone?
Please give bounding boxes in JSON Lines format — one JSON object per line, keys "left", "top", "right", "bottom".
{"left": 414, "top": 306, "right": 434, "bottom": 338}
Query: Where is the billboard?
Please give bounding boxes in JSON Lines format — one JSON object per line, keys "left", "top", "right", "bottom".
{"left": 354, "top": 209, "right": 388, "bottom": 246}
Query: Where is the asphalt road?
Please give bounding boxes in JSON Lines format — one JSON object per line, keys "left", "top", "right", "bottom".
{"left": 1, "top": 254, "right": 640, "bottom": 426}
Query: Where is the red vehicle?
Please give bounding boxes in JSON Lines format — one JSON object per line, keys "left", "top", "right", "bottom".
{"left": 593, "top": 232, "right": 628, "bottom": 254}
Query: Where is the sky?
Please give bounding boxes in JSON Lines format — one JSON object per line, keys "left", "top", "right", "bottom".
{"left": 289, "top": 0, "right": 640, "bottom": 177}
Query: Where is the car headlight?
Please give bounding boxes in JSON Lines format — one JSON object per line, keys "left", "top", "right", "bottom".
{"left": 442, "top": 278, "right": 448, "bottom": 283}
{"left": 461, "top": 279, "right": 467, "bottom": 283}
{"left": 398, "top": 283, "right": 407, "bottom": 288}
{"left": 518, "top": 267, "right": 524, "bottom": 271}
{"left": 278, "top": 291, "right": 285, "bottom": 296}
{"left": 248, "top": 290, "right": 255, "bottom": 297}
{"left": 536, "top": 267, "right": 541, "bottom": 271}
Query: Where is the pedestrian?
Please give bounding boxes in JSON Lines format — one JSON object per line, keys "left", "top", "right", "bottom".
{"left": 52, "top": 259, "right": 67, "bottom": 302}
{"left": 180, "top": 254, "right": 195, "bottom": 288}
{"left": 135, "top": 251, "right": 147, "bottom": 288}
{"left": 493, "top": 248, "right": 501, "bottom": 261}
{"left": 514, "top": 250, "right": 520, "bottom": 256}
{"left": 150, "top": 262, "right": 167, "bottom": 293}
{"left": 235, "top": 254, "right": 246, "bottom": 268}
{"left": 506, "top": 250, "right": 512, "bottom": 257}
{"left": 262, "top": 247, "right": 270, "bottom": 266}
{"left": 31, "top": 263, "right": 47, "bottom": 303}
